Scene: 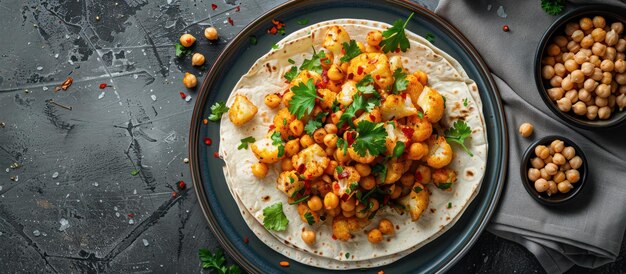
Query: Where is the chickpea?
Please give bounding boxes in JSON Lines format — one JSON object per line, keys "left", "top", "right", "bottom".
{"left": 545, "top": 155, "right": 553, "bottom": 165}
{"left": 325, "top": 146, "right": 335, "bottom": 157}
{"left": 564, "top": 169, "right": 581, "bottom": 184}
{"left": 554, "top": 63, "right": 566, "bottom": 77}
{"left": 359, "top": 175, "right": 376, "bottom": 190}
{"left": 281, "top": 158, "right": 294, "bottom": 171}
{"left": 535, "top": 145, "right": 550, "bottom": 159}
{"left": 580, "top": 48, "right": 592, "bottom": 57}
{"left": 590, "top": 55, "right": 601, "bottom": 67}
{"left": 301, "top": 229, "right": 316, "bottom": 245}
{"left": 261, "top": 94, "right": 279, "bottom": 109}
{"left": 406, "top": 142, "right": 428, "bottom": 160}
{"left": 593, "top": 16, "right": 606, "bottom": 28}
{"left": 565, "top": 90, "right": 579, "bottom": 103}
{"left": 553, "top": 171, "right": 566, "bottom": 183}
{"left": 578, "top": 64, "right": 592, "bottom": 78}
{"left": 558, "top": 181, "right": 574, "bottom": 193}
{"left": 573, "top": 51, "right": 588, "bottom": 64}
{"left": 604, "top": 30, "right": 618, "bottom": 47}
{"left": 591, "top": 68, "right": 604, "bottom": 81}
{"left": 323, "top": 133, "right": 338, "bottom": 148}
{"left": 323, "top": 124, "right": 338, "bottom": 135}
{"left": 367, "top": 228, "right": 383, "bottom": 244}
{"left": 608, "top": 94, "right": 616, "bottom": 108}
{"left": 368, "top": 198, "right": 380, "bottom": 212}
{"left": 297, "top": 135, "right": 313, "bottom": 149}
{"left": 528, "top": 168, "right": 541, "bottom": 182}
{"left": 570, "top": 70, "right": 584, "bottom": 84}
{"left": 204, "top": 27, "right": 219, "bottom": 41}
{"left": 179, "top": 33, "right": 196, "bottom": 47}
{"left": 340, "top": 197, "right": 356, "bottom": 212}
{"left": 390, "top": 184, "right": 402, "bottom": 199}
{"left": 579, "top": 89, "right": 592, "bottom": 103}
{"left": 561, "top": 76, "right": 574, "bottom": 91}
{"left": 586, "top": 105, "right": 599, "bottom": 120}
{"left": 566, "top": 41, "right": 581, "bottom": 53}
{"left": 617, "top": 94, "right": 626, "bottom": 110}
{"left": 281, "top": 91, "right": 294, "bottom": 107}
{"left": 572, "top": 101, "right": 588, "bottom": 115}
{"left": 324, "top": 192, "right": 339, "bottom": 209}
{"left": 547, "top": 181, "right": 558, "bottom": 196}
{"left": 289, "top": 120, "right": 304, "bottom": 136}
{"left": 531, "top": 157, "right": 545, "bottom": 169}
{"left": 547, "top": 44, "right": 561, "bottom": 56}
{"left": 519, "top": 123, "right": 534, "bottom": 138}
{"left": 564, "top": 59, "right": 579, "bottom": 72}
{"left": 543, "top": 56, "right": 556, "bottom": 66}
{"left": 617, "top": 73, "right": 626, "bottom": 85}
{"left": 596, "top": 96, "right": 608, "bottom": 107}
{"left": 591, "top": 28, "right": 606, "bottom": 42}
{"left": 615, "top": 60, "right": 626, "bottom": 73}
{"left": 313, "top": 128, "right": 327, "bottom": 144}
{"left": 365, "top": 30, "right": 383, "bottom": 47}
{"left": 535, "top": 178, "right": 550, "bottom": 193}
{"left": 571, "top": 30, "right": 584, "bottom": 42}
{"left": 251, "top": 162, "right": 269, "bottom": 178}
{"left": 561, "top": 162, "right": 572, "bottom": 171}
{"left": 545, "top": 163, "right": 558, "bottom": 176}
{"left": 400, "top": 173, "right": 415, "bottom": 187}
{"left": 569, "top": 156, "right": 583, "bottom": 169}
{"left": 592, "top": 42, "right": 607, "bottom": 56}
{"left": 617, "top": 39, "right": 626, "bottom": 52}
{"left": 554, "top": 36, "right": 568, "bottom": 47}
{"left": 349, "top": 164, "right": 370, "bottom": 178}
{"left": 557, "top": 97, "right": 572, "bottom": 112}
{"left": 600, "top": 60, "right": 615, "bottom": 72}
{"left": 565, "top": 22, "right": 580, "bottom": 36}
{"left": 550, "top": 76, "right": 563, "bottom": 87}
{"left": 611, "top": 22, "right": 624, "bottom": 34}
{"left": 305, "top": 196, "right": 322, "bottom": 212}
{"left": 378, "top": 219, "right": 395, "bottom": 235}
{"left": 579, "top": 18, "right": 593, "bottom": 30}
{"left": 191, "top": 53, "right": 205, "bottom": 66}
{"left": 355, "top": 204, "right": 368, "bottom": 219}
{"left": 552, "top": 153, "right": 566, "bottom": 165}
{"left": 182, "top": 72, "right": 197, "bottom": 88}
{"left": 595, "top": 84, "right": 611, "bottom": 98}
{"left": 580, "top": 35, "right": 594, "bottom": 49}
{"left": 552, "top": 140, "right": 565, "bottom": 153}
{"left": 542, "top": 65, "right": 555, "bottom": 79}
{"left": 540, "top": 168, "right": 551, "bottom": 180}
{"left": 598, "top": 106, "right": 611, "bottom": 119}
{"left": 327, "top": 64, "right": 344, "bottom": 81}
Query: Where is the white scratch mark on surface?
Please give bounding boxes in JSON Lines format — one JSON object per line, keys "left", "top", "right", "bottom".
{"left": 497, "top": 6, "right": 507, "bottom": 18}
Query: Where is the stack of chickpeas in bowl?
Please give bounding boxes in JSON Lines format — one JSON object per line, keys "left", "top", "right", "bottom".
{"left": 541, "top": 15, "right": 626, "bottom": 120}
{"left": 527, "top": 140, "right": 583, "bottom": 196}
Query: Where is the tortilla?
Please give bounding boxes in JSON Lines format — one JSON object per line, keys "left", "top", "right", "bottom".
{"left": 218, "top": 19, "right": 488, "bottom": 268}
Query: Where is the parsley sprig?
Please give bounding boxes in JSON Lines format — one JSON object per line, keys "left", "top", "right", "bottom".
{"left": 541, "top": 0, "right": 565, "bottom": 16}
{"left": 284, "top": 66, "right": 298, "bottom": 81}
{"left": 262, "top": 202, "right": 289, "bottom": 231}
{"left": 300, "top": 48, "right": 328, "bottom": 74}
{"left": 304, "top": 112, "right": 326, "bottom": 135}
{"left": 352, "top": 121, "right": 387, "bottom": 157}
{"left": 198, "top": 248, "right": 242, "bottom": 274}
{"left": 380, "top": 12, "right": 414, "bottom": 53}
{"left": 288, "top": 79, "right": 322, "bottom": 119}
{"left": 175, "top": 43, "right": 191, "bottom": 58}
{"left": 209, "top": 102, "right": 229, "bottom": 121}
{"left": 340, "top": 40, "right": 362, "bottom": 62}
{"left": 444, "top": 120, "right": 473, "bottom": 156}
{"left": 391, "top": 68, "right": 408, "bottom": 94}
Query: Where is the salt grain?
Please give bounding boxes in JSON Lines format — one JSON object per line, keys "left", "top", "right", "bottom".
{"left": 128, "top": 219, "right": 135, "bottom": 225}
{"left": 142, "top": 239, "right": 149, "bottom": 246}
{"left": 58, "top": 218, "right": 70, "bottom": 231}
{"left": 185, "top": 95, "right": 192, "bottom": 102}
{"left": 33, "top": 230, "right": 41, "bottom": 236}
{"left": 98, "top": 92, "right": 105, "bottom": 99}
{"left": 150, "top": 94, "right": 157, "bottom": 101}
{"left": 36, "top": 66, "right": 43, "bottom": 71}
{"left": 52, "top": 172, "right": 59, "bottom": 178}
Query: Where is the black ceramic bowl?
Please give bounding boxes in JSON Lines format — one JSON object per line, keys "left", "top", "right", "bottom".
{"left": 520, "top": 135, "right": 588, "bottom": 205}
{"left": 535, "top": 5, "right": 626, "bottom": 129}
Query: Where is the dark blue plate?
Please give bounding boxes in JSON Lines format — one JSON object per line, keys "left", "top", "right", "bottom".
{"left": 190, "top": 1, "right": 508, "bottom": 273}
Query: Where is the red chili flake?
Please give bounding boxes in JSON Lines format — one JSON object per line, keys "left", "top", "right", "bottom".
{"left": 338, "top": 171, "right": 349, "bottom": 179}
{"left": 204, "top": 137, "right": 212, "bottom": 146}
{"left": 297, "top": 164, "right": 306, "bottom": 174}
{"left": 375, "top": 74, "right": 381, "bottom": 80}
{"left": 346, "top": 131, "right": 356, "bottom": 145}
{"left": 54, "top": 77, "right": 73, "bottom": 92}
{"left": 179, "top": 92, "right": 187, "bottom": 99}
{"left": 347, "top": 73, "right": 354, "bottom": 80}
{"left": 271, "top": 19, "right": 285, "bottom": 29}
{"left": 269, "top": 124, "right": 275, "bottom": 131}
{"left": 415, "top": 171, "right": 423, "bottom": 181}
{"left": 357, "top": 66, "right": 364, "bottom": 75}
{"left": 332, "top": 235, "right": 337, "bottom": 240}
{"left": 128, "top": 213, "right": 135, "bottom": 218}
{"left": 333, "top": 182, "right": 340, "bottom": 191}
{"left": 383, "top": 195, "right": 390, "bottom": 205}
{"left": 244, "top": 237, "right": 249, "bottom": 244}
{"left": 186, "top": 37, "right": 192, "bottom": 44}
{"left": 227, "top": 17, "right": 234, "bottom": 26}
{"left": 202, "top": 119, "right": 208, "bottom": 125}
{"left": 235, "top": 6, "right": 241, "bottom": 12}
{"left": 315, "top": 80, "right": 325, "bottom": 89}
{"left": 172, "top": 192, "right": 178, "bottom": 198}
{"left": 340, "top": 193, "right": 349, "bottom": 202}
{"left": 503, "top": 25, "right": 510, "bottom": 32}
{"left": 211, "top": 4, "right": 217, "bottom": 10}
{"left": 369, "top": 114, "right": 376, "bottom": 121}
{"left": 401, "top": 127, "right": 414, "bottom": 140}
{"left": 400, "top": 93, "right": 407, "bottom": 99}
{"left": 341, "top": 48, "right": 346, "bottom": 55}
{"left": 303, "top": 180, "right": 311, "bottom": 195}
{"left": 268, "top": 26, "right": 278, "bottom": 34}
{"left": 177, "top": 180, "right": 186, "bottom": 190}
{"left": 395, "top": 48, "right": 400, "bottom": 53}
{"left": 99, "top": 83, "right": 108, "bottom": 89}
{"left": 213, "top": 152, "right": 220, "bottom": 158}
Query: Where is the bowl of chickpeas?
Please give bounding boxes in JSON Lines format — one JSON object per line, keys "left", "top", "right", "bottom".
{"left": 520, "top": 136, "right": 588, "bottom": 205}
{"left": 535, "top": 6, "right": 626, "bottom": 128}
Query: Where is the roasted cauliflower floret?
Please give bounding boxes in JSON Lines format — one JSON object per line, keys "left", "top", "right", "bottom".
{"left": 432, "top": 167, "right": 457, "bottom": 192}
{"left": 380, "top": 94, "right": 418, "bottom": 121}
{"left": 405, "top": 74, "right": 425, "bottom": 105}
{"left": 273, "top": 108, "right": 296, "bottom": 139}
{"left": 384, "top": 158, "right": 412, "bottom": 184}
{"left": 337, "top": 81, "right": 358, "bottom": 106}
{"left": 292, "top": 144, "right": 330, "bottom": 178}
{"left": 323, "top": 26, "right": 351, "bottom": 56}
{"left": 383, "top": 122, "right": 410, "bottom": 156}
{"left": 417, "top": 87, "right": 445, "bottom": 123}
{"left": 388, "top": 56, "right": 404, "bottom": 73}
{"left": 276, "top": 171, "right": 304, "bottom": 197}
{"left": 251, "top": 136, "right": 285, "bottom": 164}
{"left": 333, "top": 166, "right": 361, "bottom": 196}
{"left": 353, "top": 108, "right": 382, "bottom": 126}
{"left": 317, "top": 88, "right": 337, "bottom": 111}
{"left": 400, "top": 182, "right": 430, "bottom": 221}
{"left": 406, "top": 115, "right": 433, "bottom": 142}
{"left": 228, "top": 94, "right": 258, "bottom": 126}
{"left": 289, "top": 69, "right": 322, "bottom": 88}
{"left": 348, "top": 53, "right": 393, "bottom": 89}
{"left": 425, "top": 136, "right": 453, "bottom": 168}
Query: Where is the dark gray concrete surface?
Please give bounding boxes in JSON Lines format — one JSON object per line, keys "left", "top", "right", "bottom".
{"left": 0, "top": 0, "right": 622, "bottom": 273}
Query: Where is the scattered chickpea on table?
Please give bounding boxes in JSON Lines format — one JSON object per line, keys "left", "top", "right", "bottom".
{"left": 519, "top": 122, "right": 534, "bottom": 137}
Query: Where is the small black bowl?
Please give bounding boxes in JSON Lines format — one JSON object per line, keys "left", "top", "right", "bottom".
{"left": 534, "top": 5, "right": 626, "bottom": 129}
{"left": 520, "top": 135, "right": 588, "bottom": 205}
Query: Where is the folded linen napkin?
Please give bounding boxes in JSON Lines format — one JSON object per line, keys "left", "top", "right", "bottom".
{"left": 435, "top": 1, "right": 626, "bottom": 272}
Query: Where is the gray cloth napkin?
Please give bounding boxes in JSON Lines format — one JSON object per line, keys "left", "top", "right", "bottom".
{"left": 435, "top": 1, "right": 626, "bottom": 273}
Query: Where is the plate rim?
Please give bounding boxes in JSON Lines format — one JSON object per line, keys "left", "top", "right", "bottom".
{"left": 189, "top": 0, "right": 508, "bottom": 273}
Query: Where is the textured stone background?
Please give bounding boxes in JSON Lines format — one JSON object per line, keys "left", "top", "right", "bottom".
{"left": 0, "top": 0, "right": 622, "bottom": 273}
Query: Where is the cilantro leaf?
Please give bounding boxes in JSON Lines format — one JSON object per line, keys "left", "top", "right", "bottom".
{"left": 335, "top": 166, "right": 344, "bottom": 173}
{"left": 199, "top": 248, "right": 241, "bottom": 274}
{"left": 380, "top": 12, "right": 414, "bottom": 53}
{"left": 413, "top": 186, "right": 422, "bottom": 193}
{"left": 444, "top": 120, "right": 473, "bottom": 156}
{"left": 392, "top": 141, "right": 405, "bottom": 158}
{"left": 425, "top": 32, "right": 435, "bottom": 44}
{"left": 345, "top": 182, "right": 359, "bottom": 194}
{"left": 271, "top": 131, "right": 285, "bottom": 157}
{"left": 304, "top": 112, "right": 325, "bottom": 135}
{"left": 372, "top": 162, "right": 388, "bottom": 182}
{"left": 345, "top": 253, "right": 351, "bottom": 259}
{"left": 417, "top": 111, "right": 424, "bottom": 119}
{"left": 337, "top": 138, "right": 348, "bottom": 154}
{"left": 288, "top": 79, "right": 320, "bottom": 119}
{"left": 541, "top": 0, "right": 565, "bottom": 16}
{"left": 297, "top": 18, "right": 309, "bottom": 25}
{"left": 447, "top": 202, "right": 452, "bottom": 209}
{"left": 338, "top": 93, "right": 365, "bottom": 127}
{"left": 284, "top": 66, "right": 298, "bottom": 82}
{"left": 175, "top": 43, "right": 191, "bottom": 58}
{"left": 237, "top": 136, "right": 256, "bottom": 150}
{"left": 391, "top": 68, "right": 408, "bottom": 94}
{"left": 352, "top": 121, "right": 387, "bottom": 157}
{"left": 340, "top": 40, "right": 362, "bottom": 63}
{"left": 249, "top": 35, "right": 258, "bottom": 45}
{"left": 356, "top": 75, "right": 376, "bottom": 95}
{"left": 263, "top": 202, "right": 289, "bottom": 231}
{"left": 304, "top": 212, "right": 315, "bottom": 225}
{"left": 299, "top": 48, "right": 326, "bottom": 74}
{"left": 272, "top": 43, "right": 279, "bottom": 49}
{"left": 437, "top": 182, "right": 452, "bottom": 190}
{"left": 130, "top": 169, "right": 140, "bottom": 176}
{"left": 463, "top": 98, "right": 469, "bottom": 107}
{"left": 331, "top": 100, "right": 341, "bottom": 112}
{"left": 208, "top": 101, "right": 229, "bottom": 121}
